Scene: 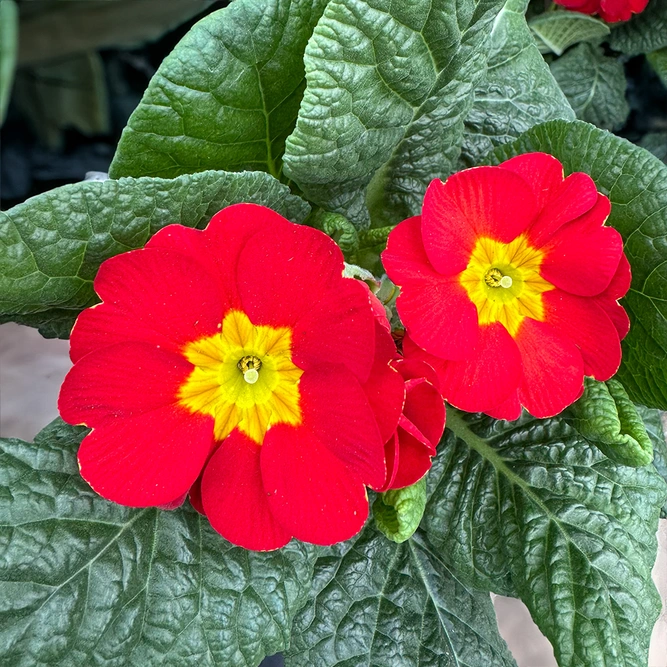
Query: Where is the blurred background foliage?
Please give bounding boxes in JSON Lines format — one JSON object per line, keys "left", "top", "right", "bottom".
{"left": 0, "top": 0, "right": 230, "bottom": 208}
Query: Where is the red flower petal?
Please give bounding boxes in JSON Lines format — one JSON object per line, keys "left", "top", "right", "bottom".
{"left": 397, "top": 277, "right": 479, "bottom": 360}
{"left": 402, "top": 379, "right": 445, "bottom": 452}
{"left": 292, "top": 278, "right": 376, "bottom": 383}
{"left": 515, "top": 319, "right": 585, "bottom": 418}
{"left": 77, "top": 406, "right": 213, "bottom": 507}
{"left": 594, "top": 253, "right": 632, "bottom": 339}
{"left": 59, "top": 341, "right": 193, "bottom": 425}
{"left": 384, "top": 219, "right": 479, "bottom": 357}
{"left": 389, "top": 426, "right": 435, "bottom": 489}
{"left": 200, "top": 431, "right": 292, "bottom": 550}
{"left": 147, "top": 203, "right": 291, "bottom": 308}
{"left": 485, "top": 392, "right": 522, "bottom": 421}
{"left": 540, "top": 195, "right": 623, "bottom": 297}
{"left": 427, "top": 323, "right": 522, "bottom": 414}
{"left": 364, "top": 354, "right": 405, "bottom": 445}
{"left": 70, "top": 248, "right": 224, "bottom": 362}
{"left": 383, "top": 216, "right": 434, "bottom": 283}
{"left": 382, "top": 433, "right": 401, "bottom": 490}
{"left": 421, "top": 168, "right": 539, "bottom": 276}
{"left": 500, "top": 153, "right": 564, "bottom": 213}
{"left": 237, "top": 221, "right": 345, "bottom": 327}
{"left": 393, "top": 357, "right": 441, "bottom": 391}
{"left": 300, "top": 365, "right": 386, "bottom": 490}
{"left": 261, "top": 424, "right": 368, "bottom": 545}
{"left": 527, "top": 173, "right": 599, "bottom": 246}
{"left": 543, "top": 289, "right": 622, "bottom": 381}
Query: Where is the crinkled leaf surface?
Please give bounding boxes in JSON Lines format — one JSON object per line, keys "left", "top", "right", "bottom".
{"left": 639, "top": 132, "right": 667, "bottom": 164}
{"left": 647, "top": 47, "right": 667, "bottom": 89}
{"left": 565, "top": 378, "right": 653, "bottom": 467}
{"left": 373, "top": 478, "right": 426, "bottom": 543}
{"left": 423, "top": 408, "right": 666, "bottom": 667}
{"left": 529, "top": 10, "right": 609, "bottom": 56}
{"left": 283, "top": 0, "right": 504, "bottom": 229}
{"left": 459, "top": 0, "right": 574, "bottom": 167}
{"left": 285, "top": 524, "right": 516, "bottom": 667}
{"left": 608, "top": 0, "right": 667, "bottom": 56}
{"left": 491, "top": 119, "right": 667, "bottom": 410}
{"left": 550, "top": 43, "right": 629, "bottom": 131}
{"left": 0, "top": 170, "right": 308, "bottom": 335}
{"left": 109, "top": 0, "right": 328, "bottom": 179}
{"left": 0, "top": 419, "right": 316, "bottom": 667}
{"left": 638, "top": 405, "right": 667, "bottom": 519}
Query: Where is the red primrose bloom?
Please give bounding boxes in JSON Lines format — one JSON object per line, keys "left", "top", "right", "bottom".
{"left": 383, "top": 153, "right": 630, "bottom": 420}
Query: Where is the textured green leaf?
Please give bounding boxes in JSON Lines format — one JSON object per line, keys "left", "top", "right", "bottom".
{"left": 0, "top": 0, "right": 18, "bottom": 125}
{"left": 373, "top": 478, "right": 426, "bottom": 543}
{"left": 491, "top": 119, "right": 667, "bottom": 410}
{"left": 285, "top": 524, "right": 516, "bottom": 667}
{"left": 460, "top": 0, "right": 574, "bottom": 167}
{"left": 109, "top": 0, "right": 328, "bottom": 179}
{"left": 283, "top": 0, "right": 504, "bottom": 229}
{"left": 0, "top": 170, "right": 309, "bottom": 335}
{"left": 647, "top": 47, "right": 667, "bottom": 88}
{"left": 550, "top": 43, "right": 629, "bottom": 131}
{"left": 565, "top": 377, "right": 653, "bottom": 466}
{"left": 0, "top": 419, "right": 316, "bottom": 667}
{"left": 529, "top": 10, "right": 610, "bottom": 57}
{"left": 424, "top": 408, "right": 667, "bottom": 667}
{"left": 639, "top": 132, "right": 667, "bottom": 164}
{"left": 608, "top": 0, "right": 667, "bottom": 55}
{"left": 637, "top": 405, "right": 667, "bottom": 519}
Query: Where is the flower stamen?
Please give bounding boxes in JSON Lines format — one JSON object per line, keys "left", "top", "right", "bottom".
{"left": 238, "top": 355, "right": 262, "bottom": 384}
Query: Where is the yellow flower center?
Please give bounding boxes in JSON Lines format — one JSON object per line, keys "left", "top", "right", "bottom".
{"left": 178, "top": 310, "right": 303, "bottom": 444}
{"left": 459, "top": 235, "right": 553, "bottom": 336}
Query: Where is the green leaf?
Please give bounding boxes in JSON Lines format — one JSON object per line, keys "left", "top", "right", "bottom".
{"left": 608, "top": 0, "right": 667, "bottom": 56}
{"left": 490, "top": 119, "right": 667, "bottom": 410}
{"left": 0, "top": 170, "right": 309, "bottom": 335}
{"left": 460, "top": 0, "right": 574, "bottom": 167}
{"left": 13, "top": 52, "right": 109, "bottom": 149}
{"left": 529, "top": 10, "right": 610, "bottom": 57}
{"left": 550, "top": 43, "right": 629, "bottom": 131}
{"left": 639, "top": 132, "right": 667, "bottom": 164}
{"left": 647, "top": 47, "right": 667, "bottom": 88}
{"left": 373, "top": 478, "right": 427, "bottom": 543}
{"left": 424, "top": 408, "right": 667, "bottom": 667}
{"left": 637, "top": 405, "right": 667, "bottom": 519}
{"left": 283, "top": 0, "right": 504, "bottom": 229}
{"left": 109, "top": 0, "right": 328, "bottom": 180}
{"left": 285, "top": 524, "right": 516, "bottom": 667}
{"left": 0, "top": 419, "right": 316, "bottom": 667}
{"left": 0, "top": 0, "right": 18, "bottom": 125}
{"left": 565, "top": 377, "right": 653, "bottom": 466}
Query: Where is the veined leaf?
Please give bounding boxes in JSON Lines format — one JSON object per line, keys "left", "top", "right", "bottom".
{"left": 647, "top": 47, "right": 667, "bottom": 89}
{"left": 424, "top": 408, "right": 667, "bottom": 667}
{"left": 109, "top": 0, "right": 329, "bottom": 179}
{"left": 285, "top": 524, "right": 516, "bottom": 667}
{"left": 565, "top": 377, "right": 653, "bottom": 467}
{"left": 638, "top": 405, "right": 667, "bottom": 519}
{"left": 460, "top": 0, "right": 574, "bottom": 167}
{"left": 373, "top": 478, "right": 427, "bottom": 543}
{"left": 0, "top": 170, "right": 308, "bottom": 336}
{"left": 550, "top": 43, "right": 629, "bottom": 131}
{"left": 529, "top": 10, "right": 609, "bottom": 57}
{"left": 609, "top": 0, "right": 667, "bottom": 56}
{"left": 284, "top": 0, "right": 504, "bottom": 229}
{"left": 491, "top": 119, "right": 667, "bottom": 410}
{"left": 0, "top": 420, "right": 316, "bottom": 667}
